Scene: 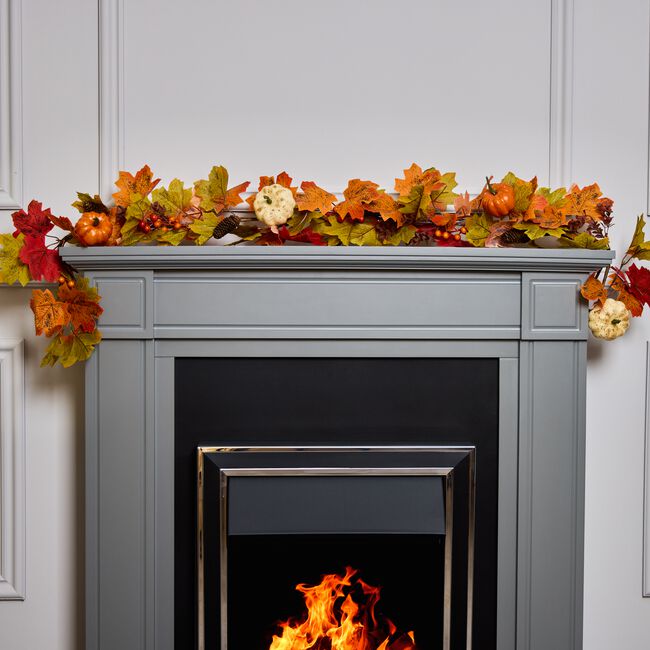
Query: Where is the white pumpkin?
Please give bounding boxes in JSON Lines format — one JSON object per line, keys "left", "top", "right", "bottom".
{"left": 253, "top": 184, "right": 296, "bottom": 233}
{"left": 588, "top": 298, "right": 630, "bottom": 340}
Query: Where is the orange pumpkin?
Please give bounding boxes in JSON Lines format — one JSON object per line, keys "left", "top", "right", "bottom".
{"left": 74, "top": 212, "right": 113, "bottom": 246}
{"left": 481, "top": 177, "right": 515, "bottom": 217}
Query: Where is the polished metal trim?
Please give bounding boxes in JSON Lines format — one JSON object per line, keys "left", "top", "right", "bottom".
{"left": 197, "top": 445, "right": 476, "bottom": 650}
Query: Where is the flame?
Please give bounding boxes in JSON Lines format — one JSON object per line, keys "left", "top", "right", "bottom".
{"left": 269, "top": 567, "right": 417, "bottom": 650}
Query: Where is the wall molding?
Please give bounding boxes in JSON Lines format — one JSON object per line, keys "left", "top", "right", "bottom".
{"left": 642, "top": 341, "right": 650, "bottom": 598}
{"left": 549, "top": 0, "right": 574, "bottom": 187}
{"left": 99, "top": 0, "right": 124, "bottom": 202}
{"left": 0, "top": 0, "right": 23, "bottom": 210}
{"left": 0, "top": 339, "right": 25, "bottom": 600}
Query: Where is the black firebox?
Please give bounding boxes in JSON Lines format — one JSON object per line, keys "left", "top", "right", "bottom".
{"left": 175, "top": 358, "right": 499, "bottom": 650}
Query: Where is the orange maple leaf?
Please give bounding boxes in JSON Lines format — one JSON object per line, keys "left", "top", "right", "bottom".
{"left": 454, "top": 192, "right": 472, "bottom": 217}
{"left": 562, "top": 183, "right": 603, "bottom": 222}
{"left": 535, "top": 205, "right": 569, "bottom": 230}
{"left": 371, "top": 192, "right": 404, "bottom": 225}
{"left": 30, "top": 289, "right": 69, "bottom": 336}
{"left": 112, "top": 165, "right": 160, "bottom": 208}
{"left": 296, "top": 181, "right": 337, "bottom": 215}
{"left": 58, "top": 282, "right": 104, "bottom": 333}
{"left": 334, "top": 179, "right": 382, "bottom": 221}
{"left": 580, "top": 274, "right": 608, "bottom": 306}
{"left": 394, "top": 163, "right": 442, "bottom": 197}
{"left": 225, "top": 181, "right": 250, "bottom": 208}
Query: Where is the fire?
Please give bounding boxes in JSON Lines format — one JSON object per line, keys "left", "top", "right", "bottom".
{"left": 269, "top": 567, "right": 417, "bottom": 650}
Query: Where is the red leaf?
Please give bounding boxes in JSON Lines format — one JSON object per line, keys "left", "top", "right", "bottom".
{"left": 625, "top": 263, "right": 650, "bottom": 306}
{"left": 12, "top": 200, "right": 54, "bottom": 237}
{"left": 18, "top": 235, "right": 63, "bottom": 282}
{"left": 277, "top": 226, "right": 327, "bottom": 246}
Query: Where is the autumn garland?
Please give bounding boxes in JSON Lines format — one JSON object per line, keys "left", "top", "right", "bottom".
{"left": 0, "top": 162, "right": 648, "bottom": 366}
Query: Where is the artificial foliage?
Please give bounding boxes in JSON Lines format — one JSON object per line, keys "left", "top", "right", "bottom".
{"left": 0, "top": 161, "right": 646, "bottom": 366}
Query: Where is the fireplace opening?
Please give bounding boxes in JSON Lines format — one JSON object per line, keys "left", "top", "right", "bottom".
{"left": 228, "top": 535, "right": 444, "bottom": 650}
{"left": 176, "top": 357, "right": 499, "bottom": 649}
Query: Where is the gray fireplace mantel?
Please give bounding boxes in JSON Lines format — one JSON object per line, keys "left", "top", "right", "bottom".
{"left": 60, "top": 245, "right": 613, "bottom": 650}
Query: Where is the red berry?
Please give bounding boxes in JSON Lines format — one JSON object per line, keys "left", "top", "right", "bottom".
{"left": 144, "top": 225, "right": 151, "bottom": 233}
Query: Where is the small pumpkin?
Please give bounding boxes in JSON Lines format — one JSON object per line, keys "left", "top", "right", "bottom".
{"left": 74, "top": 211, "right": 113, "bottom": 246}
{"left": 253, "top": 184, "right": 296, "bottom": 233}
{"left": 481, "top": 177, "right": 515, "bottom": 217}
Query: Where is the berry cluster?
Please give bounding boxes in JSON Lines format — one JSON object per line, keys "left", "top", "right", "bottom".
{"left": 137, "top": 202, "right": 183, "bottom": 235}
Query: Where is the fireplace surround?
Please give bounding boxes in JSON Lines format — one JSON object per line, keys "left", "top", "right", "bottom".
{"left": 60, "top": 246, "right": 613, "bottom": 650}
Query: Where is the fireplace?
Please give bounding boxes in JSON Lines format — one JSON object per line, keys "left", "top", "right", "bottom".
{"left": 61, "top": 245, "right": 612, "bottom": 650}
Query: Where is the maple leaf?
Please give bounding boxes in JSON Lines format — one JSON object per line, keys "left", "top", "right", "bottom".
{"left": 625, "top": 263, "right": 650, "bottom": 306}
{"left": 296, "top": 181, "right": 337, "bottom": 215}
{"left": 276, "top": 226, "right": 327, "bottom": 246}
{"left": 625, "top": 214, "right": 650, "bottom": 260}
{"left": 454, "top": 192, "right": 472, "bottom": 217}
{"left": 321, "top": 215, "right": 381, "bottom": 246}
{"left": 580, "top": 274, "right": 608, "bottom": 306}
{"left": 19, "top": 234, "right": 63, "bottom": 282}
{"left": 194, "top": 165, "right": 250, "bottom": 213}
{"left": 120, "top": 196, "right": 151, "bottom": 246}
{"left": 112, "top": 165, "right": 160, "bottom": 208}
{"left": 30, "top": 288, "right": 69, "bottom": 336}
{"left": 562, "top": 183, "right": 603, "bottom": 222}
{"left": 57, "top": 276, "right": 103, "bottom": 333}
{"left": 394, "top": 164, "right": 442, "bottom": 197}
{"left": 381, "top": 224, "right": 418, "bottom": 246}
{"left": 464, "top": 214, "right": 493, "bottom": 247}
{"left": 189, "top": 212, "right": 222, "bottom": 245}
{"left": 0, "top": 232, "right": 31, "bottom": 286}
{"left": 535, "top": 204, "right": 569, "bottom": 230}
{"left": 152, "top": 178, "right": 193, "bottom": 216}
{"left": 617, "top": 287, "right": 643, "bottom": 316}
{"left": 50, "top": 214, "right": 75, "bottom": 232}
{"left": 72, "top": 192, "right": 108, "bottom": 214}
{"left": 536, "top": 186, "right": 566, "bottom": 207}
{"left": 334, "top": 180, "right": 403, "bottom": 224}
{"left": 560, "top": 232, "right": 610, "bottom": 250}
{"left": 12, "top": 200, "right": 54, "bottom": 237}
{"left": 276, "top": 172, "right": 297, "bottom": 194}
{"left": 41, "top": 329, "right": 102, "bottom": 368}
{"left": 513, "top": 221, "right": 565, "bottom": 241}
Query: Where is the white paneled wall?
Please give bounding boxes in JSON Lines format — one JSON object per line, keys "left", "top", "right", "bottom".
{"left": 1, "top": 0, "right": 650, "bottom": 647}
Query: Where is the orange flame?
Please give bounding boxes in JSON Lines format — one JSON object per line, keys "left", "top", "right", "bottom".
{"left": 269, "top": 567, "right": 417, "bottom": 650}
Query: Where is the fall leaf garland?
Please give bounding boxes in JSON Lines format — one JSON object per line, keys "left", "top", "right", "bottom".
{"left": 0, "top": 161, "right": 639, "bottom": 365}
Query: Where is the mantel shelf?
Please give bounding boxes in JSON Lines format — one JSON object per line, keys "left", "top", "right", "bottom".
{"left": 60, "top": 245, "right": 613, "bottom": 274}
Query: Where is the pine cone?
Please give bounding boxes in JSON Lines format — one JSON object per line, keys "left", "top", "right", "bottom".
{"left": 213, "top": 214, "right": 241, "bottom": 240}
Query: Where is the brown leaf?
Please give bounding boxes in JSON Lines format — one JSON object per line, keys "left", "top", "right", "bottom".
{"left": 616, "top": 287, "right": 643, "bottom": 316}
{"left": 296, "top": 181, "right": 337, "bottom": 215}
{"left": 30, "top": 289, "right": 69, "bottom": 336}
{"left": 58, "top": 279, "right": 104, "bottom": 333}
{"left": 562, "top": 183, "right": 603, "bottom": 222}
{"left": 334, "top": 179, "right": 382, "bottom": 221}
{"left": 535, "top": 205, "right": 569, "bottom": 230}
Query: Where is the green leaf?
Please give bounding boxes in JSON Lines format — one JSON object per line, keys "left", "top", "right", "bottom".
{"left": 537, "top": 186, "right": 567, "bottom": 207}
{"left": 464, "top": 214, "right": 494, "bottom": 247}
{"left": 189, "top": 212, "right": 222, "bottom": 245}
{"left": 433, "top": 172, "right": 459, "bottom": 206}
{"left": 397, "top": 184, "right": 425, "bottom": 216}
{"left": 321, "top": 216, "right": 381, "bottom": 246}
{"left": 514, "top": 221, "right": 565, "bottom": 240}
{"left": 194, "top": 165, "right": 229, "bottom": 213}
{"left": 151, "top": 178, "right": 193, "bottom": 216}
{"left": 71, "top": 192, "right": 108, "bottom": 214}
{"left": 120, "top": 195, "right": 150, "bottom": 246}
{"left": 625, "top": 214, "right": 650, "bottom": 260}
{"left": 156, "top": 229, "right": 187, "bottom": 246}
{"left": 382, "top": 225, "right": 417, "bottom": 246}
{"left": 41, "top": 328, "right": 102, "bottom": 368}
{"left": 560, "top": 232, "right": 610, "bottom": 249}
{"left": 0, "top": 232, "right": 32, "bottom": 286}
{"left": 286, "top": 211, "right": 320, "bottom": 236}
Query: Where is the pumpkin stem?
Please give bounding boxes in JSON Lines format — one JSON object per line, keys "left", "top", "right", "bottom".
{"left": 92, "top": 216, "right": 100, "bottom": 227}
{"left": 485, "top": 176, "right": 497, "bottom": 195}
{"left": 264, "top": 195, "right": 272, "bottom": 205}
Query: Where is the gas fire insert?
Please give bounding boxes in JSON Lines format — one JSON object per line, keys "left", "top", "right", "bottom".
{"left": 197, "top": 446, "right": 476, "bottom": 650}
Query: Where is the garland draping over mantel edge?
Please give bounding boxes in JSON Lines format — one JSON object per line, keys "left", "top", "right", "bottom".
{"left": 1, "top": 162, "right": 648, "bottom": 366}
